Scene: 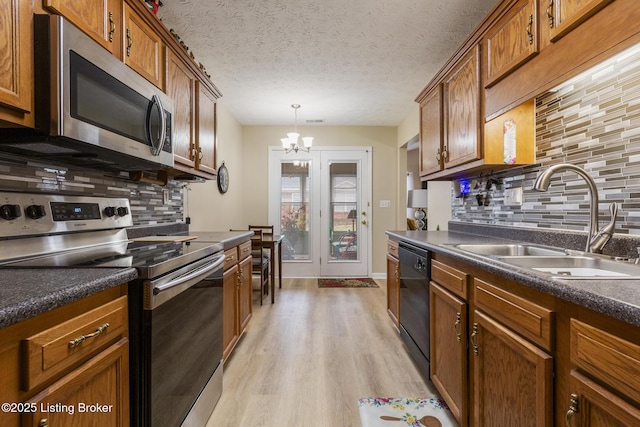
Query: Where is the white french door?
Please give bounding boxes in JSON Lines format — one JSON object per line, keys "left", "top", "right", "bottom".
{"left": 268, "top": 147, "right": 371, "bottom": 278}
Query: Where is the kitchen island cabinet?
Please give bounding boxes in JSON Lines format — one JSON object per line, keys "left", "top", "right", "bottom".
{"left": 0, "top": 285, "right": 129, "bottom": 427}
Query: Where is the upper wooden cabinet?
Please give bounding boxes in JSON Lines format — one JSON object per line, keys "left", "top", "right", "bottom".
{"left": 443, "top": 45, "right": 482, "bottom": 169}
{"left": 123, "top": 2, "right": 164, "bottom": 89}
{"left": 166, "top": 49, "right": 196, "bottom": 169}
{"left": 196, "top": 82, "right": 217, "bottom": 175}
{"left": 547, "top": 0, "right": 615, "bottom": 41}
{"left": 0, "top": 0, "right": 33, "bottom": 126}
{"left": 418, "top": 85, "right": 444, "bottom": 176}
{"left": 43, "top": 0, "right": 122, "bottom": 58}
{"left": 483, "top": 0, "right": 538, "bottom": 87}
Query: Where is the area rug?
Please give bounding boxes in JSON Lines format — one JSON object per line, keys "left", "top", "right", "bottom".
{"left": 318, "top": 278, "right": 379, "bottom": 288}
{"left": 358, "top": 397, "right": 457, "bottom": 427}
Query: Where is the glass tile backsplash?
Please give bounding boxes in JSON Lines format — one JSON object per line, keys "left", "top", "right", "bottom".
{"left": 0, "top": 154, "right": 184, "bottom": 227}
{"left": 452, "top": 45, "right": 640, "bottom": 235}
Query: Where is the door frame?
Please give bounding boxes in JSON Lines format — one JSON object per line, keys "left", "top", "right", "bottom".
{"left": 268, "top": 146, "right": 372, "bottom": 278}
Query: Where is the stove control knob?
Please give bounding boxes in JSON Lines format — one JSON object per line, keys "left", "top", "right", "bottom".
{"left": 103, "top": 206, "right": 116, "bottom": 217}
{"left": 0, "top": 204, "right": 22, "bottom": 220}
{"left": 117, "top": 206, "right": 129, "bottom": 217}
{"left": 25, "top": 205, "right": 46, "bottom": 220}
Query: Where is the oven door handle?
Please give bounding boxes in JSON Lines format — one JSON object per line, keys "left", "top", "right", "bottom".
{"left": 148, "top": 254, "right": 225, "bottom": 309}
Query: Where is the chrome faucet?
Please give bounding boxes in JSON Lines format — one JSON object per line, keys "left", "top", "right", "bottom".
{"left": 532, "top": 163, "right": 618, "bottom": 253}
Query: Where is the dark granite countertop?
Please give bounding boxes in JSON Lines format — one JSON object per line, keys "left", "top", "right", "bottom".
{"left": 0, "top": 227, "right": 252, "bottom": 330}
{"left": 386, "top": 229, "right": 640, "bottom": 328}
{"left": 0, "top": 268, "right": 138, "bottom": 329}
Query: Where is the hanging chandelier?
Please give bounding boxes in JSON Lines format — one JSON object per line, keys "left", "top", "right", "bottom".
{"left": 281, "top": 104, "right": 313, "bottom": 153}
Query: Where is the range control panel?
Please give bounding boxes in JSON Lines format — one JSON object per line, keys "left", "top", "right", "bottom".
{"left": 0, "top": 192, "right": 132, "bottom": 238}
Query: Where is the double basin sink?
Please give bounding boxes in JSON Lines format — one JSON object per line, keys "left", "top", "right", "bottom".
{"left": 449, "top": 243, "right": 640, "bottom": 279}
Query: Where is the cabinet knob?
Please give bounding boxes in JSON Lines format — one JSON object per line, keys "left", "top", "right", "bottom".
{"left": 38, "top": 419, "right": 49, "bottom": 427}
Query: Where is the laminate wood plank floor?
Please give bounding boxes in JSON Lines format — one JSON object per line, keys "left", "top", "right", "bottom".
{"left": 206, "top": 278, "right": 437, "bottom": 427}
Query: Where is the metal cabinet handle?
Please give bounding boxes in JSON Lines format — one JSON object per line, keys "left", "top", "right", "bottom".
{"left": 565, "top": 393, "right": 579, "bottom": 427}
{"left": 126, "top": 28, "right": 133, "bottom": 56}
{"left": 471, "top": 322, "right": 478, "bottom": 355}
{"left": 442, "top": 146, "right": 449, "bottom": 162}
{"left": 69, "top": 323, "right": 109, "bottom": 348}
{"left": 394, "top": 266, "right": 399, "bottom": 282}
{"left": 546, "top": 0, "right": 555, "bottom": 28}
{"left": 455, "top": 312, "right": 462, "bottom": 342}
{"left": 198, "top": 147, "right": 204, "bottom": 160}
{"left": 526, "top": 14, "right": 533, "bottom": 45}
{"left": 436, "top": 148, "right": 441, "bottom": 162}
{"left": 108, "top": 12, "right": 115, "bottom": 42}
{"left": 39, "top": 419, "right": 49, "bottom": 427}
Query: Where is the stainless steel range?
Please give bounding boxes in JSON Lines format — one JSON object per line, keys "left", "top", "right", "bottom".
{"left": 0, "top": 192, "right": 225, "bottom": 427}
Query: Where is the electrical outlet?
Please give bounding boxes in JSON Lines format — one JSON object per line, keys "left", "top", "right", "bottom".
{"left": 504, "top": 187, "right": 523, "bottom": 206}
{"left": 163, "top": 189, "right": 170, "bottom": 205}
{"left": 380, "top": 200, "right": 391, "bottom": 208}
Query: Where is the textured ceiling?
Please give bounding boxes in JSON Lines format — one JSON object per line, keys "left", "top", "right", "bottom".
{"left": 158, "top": 0, "right": 499, "bottom": 126}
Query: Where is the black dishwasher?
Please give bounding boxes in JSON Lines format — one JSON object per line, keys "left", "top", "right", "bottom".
{"left": 398, "top": 241, "right": 431, "bottom": 380}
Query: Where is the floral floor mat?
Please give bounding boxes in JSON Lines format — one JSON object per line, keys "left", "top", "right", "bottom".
{"left": 318, "top": 278, "right": 379, "bottom": 288}
{"left": 358, "top": 397, "right": 457, "bottom": 427}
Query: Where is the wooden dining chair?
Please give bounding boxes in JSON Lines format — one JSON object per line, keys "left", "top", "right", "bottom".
{"left": 250, "top": 229, "right": 270, "bottom": 305}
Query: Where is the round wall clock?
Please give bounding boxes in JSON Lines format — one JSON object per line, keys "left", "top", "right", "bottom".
{"left": 217, "top": 161, "right": 229, "bottom": 194}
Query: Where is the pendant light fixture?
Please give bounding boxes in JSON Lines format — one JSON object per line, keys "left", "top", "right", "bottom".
{"left": 281, "top": 104, "right": 313, "bottom": 153}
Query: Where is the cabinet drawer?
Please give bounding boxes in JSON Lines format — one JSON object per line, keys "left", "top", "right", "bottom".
{"left": 474, "top": 278, "right": 553, "bottom": 351}
{"left": 387, "top": 240, "right": 399, "bottom": 258}
{"left": 224, "top": 247, "right": 238, "bottom": 269}
{"left": 22, "top": 296, "right": 127, "bottom": 391}
{"left": 571, "top": 319, "right": 640, "bottom": 404}
{"left": 431, "top": 259, "right": 468, "bottom": 300}
{"left": 238, "top": 240, "right": 252, "bottom": 260}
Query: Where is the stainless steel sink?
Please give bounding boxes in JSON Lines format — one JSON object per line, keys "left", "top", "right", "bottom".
{"left": 497, "top": 255, "right": 640, "bottom": 279}
{"left": 452, "top": 243, "right": 568, "bottom": 257}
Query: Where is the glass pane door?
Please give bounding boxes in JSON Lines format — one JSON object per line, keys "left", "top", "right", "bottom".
{"left": 328, "top": 162, "right": 358, "bottom": 261}
{"left": 280, "top": 161, "right": 310, "bottom": 261}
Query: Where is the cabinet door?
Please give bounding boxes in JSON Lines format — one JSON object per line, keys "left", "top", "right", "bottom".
{"left": 419, "top": 85, "right": 444, "bottom": 176}
{"left": 472, "top": 310, "right": 553, "bottom": 427}
{"left": 548, "top": 0, "right": 614, "bottom": 41}
{"left": 444, "top": 45, "right": 481, "bottom": 169}
{"left": 123, "top": 3, "right": 163, "bottom": 88}
{"left": 167, "top": 50, "right": 196, "bottom": 168}
{"left": 565, "top": 370, "right": 640, "bottom": 426}
{"left": 484, "top": 0, "right": 538, "bottom": 87}
{"left": 22, "top": 338, "right": 129, "bottom": 427}
{"left": 44, "top": 0, "right": 121, "bottom": 57}
{"left": 195, "top": 82, "right": 217, "bottom": 175}
{"left": 238, "top": 255, "right": 252, "bottom": 333}
{"left": 430, "top": 282, "right": 468, "bottom": 426}
{"left": 0, "top": 0, "right": 32, "bottom": 114}
{"left": 386, "top": 253, "right": 400, "bottom": 328}
{"left": 223, "top": 265, "right": 239, "bottom": 361}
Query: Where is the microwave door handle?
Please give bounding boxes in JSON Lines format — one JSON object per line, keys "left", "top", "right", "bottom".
{"left": 147, "top": 95, "right": 166, "bottom": 156}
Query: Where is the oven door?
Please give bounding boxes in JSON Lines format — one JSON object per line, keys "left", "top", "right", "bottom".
{"left": 130, "top": 253, "right": 225, "bottom": 427}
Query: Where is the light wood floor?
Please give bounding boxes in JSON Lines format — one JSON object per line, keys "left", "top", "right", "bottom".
{"left": 206, "top": 278, "right": 437, "bottom": 427}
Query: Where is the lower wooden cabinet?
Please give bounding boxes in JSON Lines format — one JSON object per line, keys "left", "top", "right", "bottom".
{"left": 386, "top": 239, "right": 400, "bottom": 328}
{"left": 472, "top": 310, "right": 553, "bottom": 427}
{"left": 222, "top": 239, "right": 252, "bottom": 361}
{"left": 22, "top": 338, "right": 129, "bottom": 427}
{"left": 0, "top": 286, "right": 128, "bottom": 427}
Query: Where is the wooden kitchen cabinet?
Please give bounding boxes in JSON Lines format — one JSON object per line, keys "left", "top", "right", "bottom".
{"left": 430, "top": 282, "right": 468, "bottom": 425}
{"left": 0, "top": 0, "right": 33, "bottom": 127}
{"left": 123, "top": 2, "right": 164, "bottom": 88}
{"left": 443, "top": 45, "right": 482, "bottom": 170}
{"left": 222, "top": 239, "right": 252, "bottom": 361}
{"left": 418, "top": 85, "right": 444, "bottom": 177}
{"left": 0, "top": 285, "right": 128, "bottom": 427}
{"left": 547, "top": 0, "right": 615, "bottom": 42}
{"left": 483, "top": 0, "right": 538, "bottom": 87}
{"left": 195, "top": 82, "right": 218, "bottom": 176}
{"left": 386, "top": 239, "right": 400, "bottom": 329}
{"left": 166, "top": 49, "right": 196, "bottom": 169}
{"left": 43, "top": 0, "right": 122, "bottom": 58}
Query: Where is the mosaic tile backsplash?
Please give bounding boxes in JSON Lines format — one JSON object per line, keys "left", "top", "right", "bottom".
{"left": 0, "top": 154, "right": 185, "bottom": 227}
{"left": 452, "top": 45, "right": 640, "bottom": 236}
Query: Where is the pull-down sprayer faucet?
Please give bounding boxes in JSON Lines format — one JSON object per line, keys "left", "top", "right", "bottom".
{"left": 532, "top": 163, "right": 618, "bottom": 253}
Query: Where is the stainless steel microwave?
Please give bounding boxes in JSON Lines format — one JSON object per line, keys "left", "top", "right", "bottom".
{"left": 0, "top": 14, "right": 174, "bottom": 171}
